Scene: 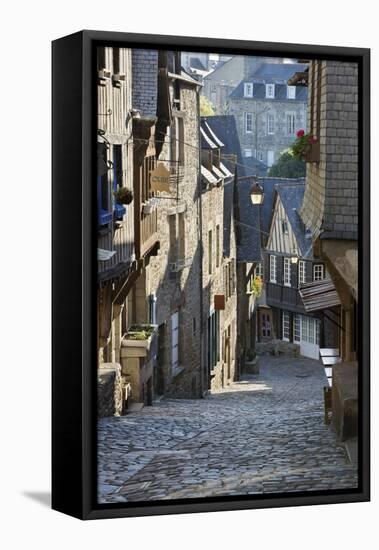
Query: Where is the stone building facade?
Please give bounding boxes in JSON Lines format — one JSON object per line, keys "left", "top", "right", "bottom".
{"left": 200, "top": 119, "right": 238, "bottom": 391}
{"left": 143, "top": 65, "right": 204, "bottom": 399}
{"left": 296, "top": 60, "right": 359, "bottom": 439}
{"left": 96, "top": 46, "right": 136, "bottom": 416}
{"left": 202, "top": 56, "right": 285, "bottom": 115}
{"left": 228, "top": 63, "right": 308, "bottom": 169}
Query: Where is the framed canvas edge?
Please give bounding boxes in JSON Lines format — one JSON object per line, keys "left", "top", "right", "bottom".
{"left": 52, "top": 30, "right": 370, "bottom": 521}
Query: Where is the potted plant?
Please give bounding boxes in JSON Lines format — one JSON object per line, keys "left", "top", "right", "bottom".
{"left": 114, "top": 187, "right": 134, "bottom": 205}
{"left": 290, "top": 129, "right": 320, "bottom": 163}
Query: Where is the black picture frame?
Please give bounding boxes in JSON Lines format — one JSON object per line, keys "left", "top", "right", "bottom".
{"left": 52, "top": 30, "right": 370, "bottom": 520}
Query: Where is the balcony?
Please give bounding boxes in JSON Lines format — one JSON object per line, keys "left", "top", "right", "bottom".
{"left": 266, "top": 282, "right": 305, "bottom": 313}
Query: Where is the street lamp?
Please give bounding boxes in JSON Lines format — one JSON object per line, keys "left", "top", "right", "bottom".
{"left": 250, "top": 180, "right": 264, "bottom": 205}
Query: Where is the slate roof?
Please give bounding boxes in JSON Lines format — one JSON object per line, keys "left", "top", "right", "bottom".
{"left": 253, "top": 63, "right": 308, "bottom": 80}
{"left": 189, "top": 57, "right": 206, "bottom": 71}
{"left": 243, "top": 156, "right": 268, "bottom": 177}
{"left": 229, "top": 63, "right": 308, "bottom": 101}
{"left": 275, "top": 181, "right": 313, "bottom": 258}
{"left": 201, "top": 115, "right": 246, "bottom": 176}
{"left": 229, "top": 81, "right": 307, "bottom": 101}
{"left": 201, "top": 115, "right": 262, "bottom": 263}
{"left": 235, "top": 178, "right": 262, "bottom": 263}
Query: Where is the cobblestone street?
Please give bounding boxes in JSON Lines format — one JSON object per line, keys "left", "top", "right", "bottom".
{"left": 98, "top": 356, "right": 358, "bottom": 503}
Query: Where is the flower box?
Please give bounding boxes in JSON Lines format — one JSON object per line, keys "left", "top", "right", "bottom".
{"left": 304, "top": 142, "right": 320, "bottom": 163}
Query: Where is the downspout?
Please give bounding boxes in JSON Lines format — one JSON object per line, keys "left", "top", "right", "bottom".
{"left": 196, "top": 90, "right": 205, "bottom": 398}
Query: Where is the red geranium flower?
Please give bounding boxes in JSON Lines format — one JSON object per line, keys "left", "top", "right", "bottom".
{"left": 296, "top": 129, "right": 305, "bottom": 138}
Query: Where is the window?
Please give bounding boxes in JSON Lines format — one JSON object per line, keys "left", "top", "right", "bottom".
{"left": 254, "top": 262, "right": 263, "bottom": 277}
{"left": 245, "top": 113, "right": 253, "bottom": 133}
{"left": 266, "top": 84, "right": 275, "bottom": 98}
{"left": 97, "top": 144, "right": 112, "bottom": 226}
{"left": 282, "top": 220, "right": 288, "bottom": 234}
{"left": 293, "top": 315, "right": 301, "bottom": 343}
{"left": 267, "top": 150, "right": 274, "bottom": 167}
{"left": 286, "top": 113, "right": 296, "bottom": 134}
{"left": 208, "top": 310, "right": 220, "bottom": 372}
{"left": 244, "top": 83, "right": 254, "bottom": 97}
{"left": 113, "top": 47, "right": 120, "bottom": 74}
{"left": 208, "top": 230, "right": 213, "bottom": 275}
{"left": 267, "top": 114, "right": 275, "bottom": 134}
{"left": 257, "top": 151, "right": 264, "bottom": 161}
{"left": 97, "top": 47, "right": 106, "bottom": 71}
{"left": 287, "top": 86, "right": 296, "bottom": 99}
{"left": 244, "top": 149, "right": 253, "bottom": 157}
{"left": 171, "top": 311, "right": 179, "bottom": 372}
{"left": 313, "top": 264, "right": 325, "bottom": 281}
{"left": 170, "top": 116, "right": 185, "bottom": 166}
{"left": 148, "top": 293, "right": 157, "bottom": 325}
{"left": 269, "top": 255, "right": 277, "bottom": 283}
{"left": 298, "top": 260, "right": 306, "bottom": 285}
{"left": 282, "top": 312, "right": 290, "bottom": 341}
{"left": 178, "top": 213, "right": 185, "bottom": 260}
{"left": 283, "top": 257, "right": 291, "bottom": 286}
{"left": 216, "top": 225, "right": 220, "bottom": 268}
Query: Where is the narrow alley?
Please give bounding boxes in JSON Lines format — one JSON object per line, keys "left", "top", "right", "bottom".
{"left": 98, "top": 356, "right": 358, "bottom": 503}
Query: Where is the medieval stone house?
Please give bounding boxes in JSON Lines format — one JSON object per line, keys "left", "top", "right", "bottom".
{"left": 228, "top": 63, "right": 308, "bottom": 169}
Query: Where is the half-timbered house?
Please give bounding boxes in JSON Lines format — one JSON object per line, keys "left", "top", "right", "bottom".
{"left": 260, "top": 180, "right": 340, "bottom": 360}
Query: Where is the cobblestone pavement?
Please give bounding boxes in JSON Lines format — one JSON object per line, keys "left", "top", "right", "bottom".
{"left": 97, "top": 356, "right": 358, "bottom": 503}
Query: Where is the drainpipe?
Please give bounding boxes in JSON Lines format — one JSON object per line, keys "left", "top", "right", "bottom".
{"left": 196, "top": 90, "right": 204, "bottom": 398}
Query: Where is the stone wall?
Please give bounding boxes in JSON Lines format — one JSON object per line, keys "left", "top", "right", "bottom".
{"left": 98, "top": 363, "right": 123, "bottom": 417}
{"left": 145, "top": 79, "right": 203, "bottom": 398}
{"left": 201, "top": 179, "right": 238, "bottom": 391}
{"left": 229, "top": 97, "right": 307, "bottom": 167}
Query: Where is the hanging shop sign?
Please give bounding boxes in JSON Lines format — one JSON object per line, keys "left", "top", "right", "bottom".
{"left": 149, "top": 162, "right": 171, "bottom": 193}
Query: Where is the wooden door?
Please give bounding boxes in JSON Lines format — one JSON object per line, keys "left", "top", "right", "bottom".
{"left": 258, "top": 308, "right": 273, "bottom": 341}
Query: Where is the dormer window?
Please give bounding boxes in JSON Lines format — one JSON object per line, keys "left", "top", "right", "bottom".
{"left": 266, "top": 84, "right": 275, "bottom": 98}
{"left": 287, "top": 86, "right": 296, "bottom": 99}
{"left": 244, "top": 83, "right": 254, "bottom": 98}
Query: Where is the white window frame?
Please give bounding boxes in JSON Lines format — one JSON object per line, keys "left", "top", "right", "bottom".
{"left": 245, "top": 112, "right": 253, "bottom": 133}
{"left": 269, "top": 255, "right": 277, "bottom": 283}
{"left": 286, "top": 112, "right": 296, "bottom": 135}
{"left": 244, "top": 83, "right": 254, "bottom": 98}
{"left": 293, "top": 314, "right": 301, "bottom": 343}
{"left": 313, "top": 264, "right": 325, "bottom": 281}
{"left": 287, "top": 85, "right": 296, "bottom": 99}
{"left": 254, "top": 262, "right": 263, "bottom": 278}
{"left": 266, "top": 83, "right": 275, "bottom": 99}
{"left": 282, "top": 311, "right": 290, "bottom": 342}
{"left": 244, "top": 148, "right": 253, "bottom": 157}
{"left": 283, "top": 257, "right": 291, "bottom": 287}
{"left": 267, "top": 113, "right": 275, "bottom": 134}
{"left": 298, "top": 260, "right": 306, "bottom": 285}
{"left": 267, "top": 150, "right": 274, "bottom": 167}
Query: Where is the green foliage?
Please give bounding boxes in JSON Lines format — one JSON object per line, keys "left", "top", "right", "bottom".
{"left": 251, "top": 275, "right": 263, "bottom": 298}
{"left": 126, "top": 324, "right": 156, "bottom": 340}
{"left": 114, "top": 187, "right": 133, "bottom": 205}
{"left": 268, "top": 151, "right": 306, "bottom": 179}
{"left": 289, "top": 131, "right": 318, "bottom": 160}
{"left": 200, "top": 95, "right": 215, "bottom": 116}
